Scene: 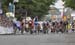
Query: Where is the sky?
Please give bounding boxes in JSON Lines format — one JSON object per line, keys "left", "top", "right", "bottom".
{"left": 50, "top": 0, "right": 65, "bottom": 12}
{"left": 54, "top": 0, "right": 64, "bottom": 9}
{"left": 54, "top": 0, "right": 75, "bottom": 17}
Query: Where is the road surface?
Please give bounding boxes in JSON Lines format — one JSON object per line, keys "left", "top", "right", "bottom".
{"left": 0, "top": 33, "right": 75, "bottom": 45}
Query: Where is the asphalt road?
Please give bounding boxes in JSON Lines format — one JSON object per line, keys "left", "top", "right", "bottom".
{"left": 0, "top": 33, "right": 75, "bottom": 45}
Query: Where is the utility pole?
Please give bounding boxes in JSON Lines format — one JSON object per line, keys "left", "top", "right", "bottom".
{"left": 0, "top": 0, "right": 2, "bottom": 15}
{"left": 0, "top": 0, "right": 1, "bottom": 9}
{"left": 13, "top": 0, "right": 19, "bottom": 17}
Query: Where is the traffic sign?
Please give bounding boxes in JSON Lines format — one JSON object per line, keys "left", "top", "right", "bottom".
{"left": 6, "top": 12, "right": 15, "bottom": 18}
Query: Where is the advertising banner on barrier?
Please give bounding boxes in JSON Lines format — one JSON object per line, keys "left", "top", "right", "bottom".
{"left": 0, "top": 26, "right": 14, "bottom": 34}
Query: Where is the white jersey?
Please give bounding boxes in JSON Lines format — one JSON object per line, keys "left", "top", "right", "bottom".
{"left": 16, "top": 21, "right": 21, "bottom": 27}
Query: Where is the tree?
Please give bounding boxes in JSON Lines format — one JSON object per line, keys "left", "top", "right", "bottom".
{"left": 2, "top": 0, "right": 55, "bottom": 19}
{"left": 2, "top": 0, "right": 13, "bottom": 13}
{"left": 63, "top": 0, "right": 75, "bottom": 10}
{"left": 16, "top": 0, "right": 55, "bottom": 18}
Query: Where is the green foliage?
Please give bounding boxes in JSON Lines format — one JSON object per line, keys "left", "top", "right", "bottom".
{"left": 2, "top": 0, "right": 13, "bottom": 13}
{"left": 63, "top": 0, "right": 75, "bottom": 10}
{"left": 2, "top": 0, "right": 55, "bottom": 19}
{"left": 17, "top": 0, "right": 55, "bottom": 18}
